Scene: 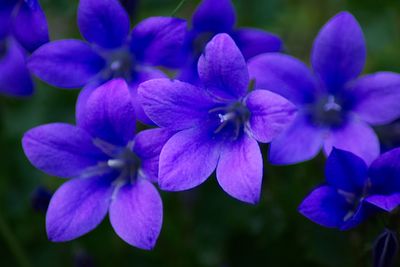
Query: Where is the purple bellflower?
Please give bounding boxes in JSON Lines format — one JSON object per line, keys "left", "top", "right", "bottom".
{"left": 299, "top": 148, "right": 400, "bottom": 230}
{"left": 0, "top": 0, "right": 48, "bottom": 96}
{"left": 248, "top": 12, "right": 400, "bottom": 165}
{"left": 139, "top": 34, "right": 296, "bottom": 204}
{"left": 28, "top": 0, "right": 186, "bottom": 124}
{"left": 22, "top": 79, "right": 173, "bottom": 250}
{"left": 177, "top": 0, "right": 282, "bottom": 84}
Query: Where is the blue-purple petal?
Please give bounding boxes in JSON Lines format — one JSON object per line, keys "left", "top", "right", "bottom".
{"left": 192, "top": 0, "right": 236, "bottom": 33}
{"left": 369, "top": 148, "right": 400, "bottom": 195}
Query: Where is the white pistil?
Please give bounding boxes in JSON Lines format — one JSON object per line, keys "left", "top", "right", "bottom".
{"left": 107, "top": 159, "right": 125, "bottom": 169}
{"left": 324, "top": 95, "right": 342, "bottom": 112}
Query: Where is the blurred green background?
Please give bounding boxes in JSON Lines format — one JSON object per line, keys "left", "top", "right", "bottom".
{"left": 1, "top": 0, "right": 400, "bottom": 266}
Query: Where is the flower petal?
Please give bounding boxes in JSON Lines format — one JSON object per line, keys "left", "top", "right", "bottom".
{"left": 78, "top": 79, "right": 136, "bottom": 146}
{"left": 312, "top": 12, "right": 366, "bottom": 92}
{"left": 198, "top": 33, "right": 249, "bottom": 100}
{"left": 350, "top": 72, "right": 400, "bottom": 125}
{"left": 133, "top": 128, "right": 175, "bottom": 183}
{"left": 231, "top": 28, "right": 282, "bottom": 60}
{"left": 269, "top": 114, "right": 324, "bottom": 165}
{"left": 109, "top": 179, "right": 163, "bottom": 250}
{"left": 365, "top": 194, "right": 400, "bottom": 212}
{"left": 298, "top": 185, "right": 350, "bottom": 228}
{"left": 216, "top": 134, "right": 262, "bottom": 204}
{"left": 325, "top": 148, "right": 368, "bottom": 193}
{"left": 192, "top": 0, "right": 236, "bottom": 33}
{"left": 138, "top": 78, "right": 215, "bottom": 131}
{"left": 28, "top": 40, "right": 105, "bottom": 88}
{"left": 22, "top": 123, "right": 106, "bottom": 178}
{"left": 130, "top": 17, "right": 187, "bottom": 68}
{"left": 13, "top": 0, "right": 49, "bottom": 52}
{"left": 246, "top": 89, "right": 297, "bottom": 143}
{"left": 158, "top": 127, "right": 221, "bottom": 191}
{"left": 248, "top": 53, "right": 319, "bottom": 105}
{"left": 368, "top": 148, "right": 400, "bottom": 195}
{"left": 78, "top": 0, "right": 130, "bottom": 49}
{"left": 46, "top": 176, "right": 112, "bottom": 242}
{"left": 0, "top": 38, "right": 33, "bottom": 96}
{"left": 323, "top": 119, "right": 380, "bottom": 165}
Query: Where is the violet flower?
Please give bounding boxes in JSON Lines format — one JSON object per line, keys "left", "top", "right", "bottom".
{"left": 0, "top": 0, "right": 48, "bottom": 96}
{"left": 248, "top": 12, "right": 400, "bottom": 165}
{"left": 139, "top": 34, "right": 296, "bottom": 204}
{"left": 22, "top": 79, "right": 173, "bottom": 250}
{"left": 178, "top": 0, "right": 282, "bottom": 84}
{"left": 28, "top": 0, "right": 186, "bottom": 124}
{"left": 299, "top": 148, "right": 400, "bottom": 230}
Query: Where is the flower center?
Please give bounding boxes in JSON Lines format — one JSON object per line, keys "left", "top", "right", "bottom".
{"left": 209, "top": 102, "right": 250, "bottom": 140}
{"left": 103, "top": 48, "right": 135, "bottom": 81}
{"left": 308, "top": 95, "right": 347, "bottom": 128}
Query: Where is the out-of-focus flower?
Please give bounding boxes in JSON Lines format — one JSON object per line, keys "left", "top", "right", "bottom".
{"left": 249, "top": 11, "right": 400, "bottom": 165}
{"left": 0, "top": 0, "right": 48, "bottom": 96}
{"left": 375, "top": 119, "right": 400, "bottom": 153}
{"left": 373, "top": 229, "right": 398, "bottom": 267}
{"left": 299, "top": 148, "right": 400, "bottom": 230}
{"left": 22, "top": 79, "right": 173, "bottom": 250}
{"left": 28, "top": 0, "right": 186, "bottom": 124}
{"left": 177, "top": 0, "right": 282, "bottom": 84}
{"left": 139, "top": 34, "right": 296, "bottom": 204}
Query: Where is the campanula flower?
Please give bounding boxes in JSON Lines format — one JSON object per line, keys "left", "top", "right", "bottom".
{"left": 177, "top": 0, "right": 282, "bottom": 84}
{"left": 22, "top": 79, "right": 173, "bottom": 249}
{"left": 139, "top": 34, "right": 296, "bottom": 204}
{"left": 0, "top": 0, "right": 48, "bottom": 96}
{"left": 248, "top": 12, "right": 400, "bottom": 165}
{"left": 299, "top": 148, "right": 400, "bottom": 230}
{"left": 28, "top": 0, "right": 186, "bottom": 124}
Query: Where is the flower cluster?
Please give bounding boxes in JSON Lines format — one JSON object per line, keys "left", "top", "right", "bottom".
{"left": 11, "top": 0, "right": 400, "bottom": 254}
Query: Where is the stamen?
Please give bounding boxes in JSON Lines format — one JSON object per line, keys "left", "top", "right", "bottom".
{"left": 93, "top": 138, "right": 121, "bottom": 157}
{"left": 337, "top": 189, "right": 356, "bottom": 204}
{"left": 343, "top": 210, "right": 354, "bottom": 222}
{"left": 107, "top": 159, "right": 125, "bottom": 169}
{"left": 324, "top": 95, "right": 342, "bottom": 112}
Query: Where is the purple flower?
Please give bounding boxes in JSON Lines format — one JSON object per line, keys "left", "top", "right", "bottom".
{"left": 22, "top": 79, "right": 173, "bottom": 249}
{"left": 299, "top": 148, "right": 400, "bottom": 230}
{"left": 0, "top": 0, "right": 49, "bottom": 96}
{"left": 138, "top": 34, "right": 296, "bottom": 204}
{"left": 28, "top": 0, "right": 186, "bottom": 124}
{"left": 177, "top": 0, "right": 282, "bottom": 84}
{"left": 248, "top": 12, "right": 400, "bottom": 165}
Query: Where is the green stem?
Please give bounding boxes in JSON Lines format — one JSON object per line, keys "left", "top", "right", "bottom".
{"left": 171, "top": 0, "right": 187, "bottom": 16}
{"left": 0, "top": 213, "right": 31, "bottom": 267}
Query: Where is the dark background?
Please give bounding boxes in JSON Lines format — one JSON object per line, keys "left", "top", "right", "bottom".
{"left": 1, "top": 0, "right": 400, "bottom": 266}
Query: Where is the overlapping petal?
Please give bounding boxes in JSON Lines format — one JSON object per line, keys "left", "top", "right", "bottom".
{"left": 246, "top": 89, "right": 297, "bottom": 143}
{"left": 28, "top": 40, "right": 106, "bottom": 88}
{"left": 198, "top": 33, "right": 249, "bottom": 100}
{"left": 22, "top": 123, "right": 106, "bottom": 178}
{"left": 138, "top": 79, "right": 215, "bottom": 131}
{"left": 311, "top": 12, "right": 366, "bottom": 93}
{"left": 216, "top": 135, "right": 262, "bottom": 204}
{"left": 109, "top": 180, "right": 163, "bottom": 250}
{"left": 192, "top": 0, "right": 236, "bottom": 33}
{"left": 78, "top": 0, "right": 130, "bottom": 49}
{"left": 46, "top": 176, "right": 112, "bottom": 242}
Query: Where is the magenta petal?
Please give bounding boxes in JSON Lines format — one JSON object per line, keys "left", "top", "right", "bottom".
{"left": 324, "top": 119, "right": 380, "bottom": 165}
{"left": 46, "top": 176, "right": 112, "bottom": 242}
{"left": 77, "top": 79, "right": 136, "bottom": 146}
{"left": 269, "top": 115, "right": 324, "bottom": 165}
{"left": 0, "top": 38, "right": 33, "bottom": 97}
{"left": 28, "top": 40, "right": 106, "bottom": 88}
{"left": 232, "top": 28, "right": 282, "bottom": 60}
{"left": 138, "top": 78, "right": 215, "bottom": 131}
{"left": 133, "top": 128, "right": 174, "bottom": 183}
{"left": 248, "top": 53, "right": 319, "bottom": 105}
{"left": 216, "top": 135, "right": 262, "bottom": 204}
{"left": 109, "top": 180, "right": 163, "bottom": 250}
{"left": 78, "top": 0, "right": 130, "bottom": 49}
{"left": 158, "top": 127, "right": 221, "bottom": 191}
{"left": 13, "top": 0, "right": 49, "bottom": 52}
{"left": 350, "top": 72, "right": 400, "bottom": 125}
{"left": 312, "top": 12, "right": 366, "bottom": 92}
{"left": 22, "top": 123, "right": 106, "bottom": 178}
{"left": 198, "top": 33, "right": 249, "bottom": 100}
{"left": 192, "top": 0, "right": 236, "bottom": 33}
{"left": 130, "top": 17, "right": 187, "bottom": 68}
{"left": 246, "top": 89, "right": 297, "bottom": 143}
